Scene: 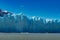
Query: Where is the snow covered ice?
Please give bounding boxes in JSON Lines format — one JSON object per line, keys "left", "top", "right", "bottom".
{"left": 0, "top": 9, "right": 60, "bottom": 33}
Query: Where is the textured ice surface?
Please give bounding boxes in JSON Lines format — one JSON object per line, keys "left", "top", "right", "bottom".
{"left": 0, "top": 11, "right": 60, "bottom": 33}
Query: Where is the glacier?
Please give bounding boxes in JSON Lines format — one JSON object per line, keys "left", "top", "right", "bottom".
{"left": 0, "top": 10, "right": 60, "bottom": 33}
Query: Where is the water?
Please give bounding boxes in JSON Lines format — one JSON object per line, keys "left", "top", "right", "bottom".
{"left": 0, "top": 33, "right": 60, "bottom": 40}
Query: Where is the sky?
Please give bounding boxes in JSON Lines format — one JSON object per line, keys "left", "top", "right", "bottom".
{"left": 0, "top": 0, "right": 60, "bottom": 19}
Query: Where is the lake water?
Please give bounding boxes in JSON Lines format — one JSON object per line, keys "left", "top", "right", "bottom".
{"left": 0, "top": 33, "right": 60, "bottom": 40}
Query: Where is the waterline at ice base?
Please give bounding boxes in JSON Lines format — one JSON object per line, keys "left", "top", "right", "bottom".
{"left": 0, "top": 9, "right": 60, "bottom": 33}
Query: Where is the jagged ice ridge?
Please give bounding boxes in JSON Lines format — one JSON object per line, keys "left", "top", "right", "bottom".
{"left": 0, "top": 12, "right": 60, "bottom": 33}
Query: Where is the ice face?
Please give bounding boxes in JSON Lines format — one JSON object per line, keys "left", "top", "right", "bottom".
{"left": 0, "top": 10, "right": 60, "bottom": 33}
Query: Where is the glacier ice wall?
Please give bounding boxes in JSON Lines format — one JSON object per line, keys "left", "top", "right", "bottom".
{"left": 0, "top": 13, "right": 60, "bottom": 33}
